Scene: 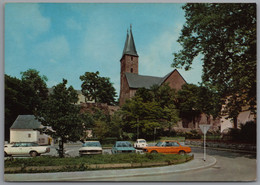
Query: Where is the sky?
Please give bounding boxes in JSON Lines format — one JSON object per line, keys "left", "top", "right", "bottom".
{"left": 5, "top": 3, "right": 203, "bottom": 99}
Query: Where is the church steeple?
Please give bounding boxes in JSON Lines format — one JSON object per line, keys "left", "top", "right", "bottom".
{"left": 122, "top": 25, "right": 138, "bottom": 58}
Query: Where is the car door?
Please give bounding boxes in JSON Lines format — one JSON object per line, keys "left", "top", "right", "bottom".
{"left": 8, "top": 143, "right": 20, "bottom": 155}
{"left": 164, "top": 141, "right": 172, "bottom": 154}
{"left": 19, "top": 143, "right": 29, "bottom": 155}
{"left": 158, "top": 142, "right": 167, "bottom": 153}
{"left": 170, "top": 142, "right": 180, "bottom": 154}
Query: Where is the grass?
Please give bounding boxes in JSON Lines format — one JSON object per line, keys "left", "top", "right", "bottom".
{"left": 5, "top": 153, "right": 188, "bottom": 168}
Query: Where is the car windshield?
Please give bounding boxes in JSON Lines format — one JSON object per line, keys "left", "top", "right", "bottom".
{"left": 139, "top": 140, "right": 146, "bottom": 143}
{"left": 116, "top": 142, "right": 132, "bottom": 147}
{"left": 82, "top": 142, "right": 101, "bottom": 147}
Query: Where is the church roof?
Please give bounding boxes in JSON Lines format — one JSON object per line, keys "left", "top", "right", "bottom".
{"left": 10, "top": 115, "right": 42, "bottom": 129}
{"left": 125, "top": 70, "right": 175, "bottom": 89}
{"left": 122, "top": 25, "right": 138, "bottom": 58}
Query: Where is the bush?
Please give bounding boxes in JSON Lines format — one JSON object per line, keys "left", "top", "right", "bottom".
{"left": 222, "top": 121, "right": 256, "bottom": 143}
{"left": 240, "top": 121, "right": 256, "bottom": 143}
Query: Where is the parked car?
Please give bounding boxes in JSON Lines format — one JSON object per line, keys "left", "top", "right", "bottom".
{"left": 142, "top": 140, "right": 191, "bottom": 154}
{"left": 112, "top": 141, "right": 136, "bottom": 154}
{"left": 134, "top": 139, "right": 148, "bottom": 149}
{"left": 79, "top": 141, "right": 102, "bottom": 156}
{"left": 4, "top": 142, "right": 50, "bottom": 157}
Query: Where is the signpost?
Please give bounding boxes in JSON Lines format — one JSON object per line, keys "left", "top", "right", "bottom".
{"left": 199, "top": 124, "right": 211, "bottom": 161}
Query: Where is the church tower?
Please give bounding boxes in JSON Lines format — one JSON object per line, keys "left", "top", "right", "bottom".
{"left": 119, "top": 25, "right": 139, "bottom": 105}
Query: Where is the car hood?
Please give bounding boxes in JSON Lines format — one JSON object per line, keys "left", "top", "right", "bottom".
{"left": 79, "top": 147, "right": 102, "bottom": 151}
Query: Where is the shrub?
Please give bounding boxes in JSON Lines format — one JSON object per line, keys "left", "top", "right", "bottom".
{"left": 240, "top": 121, "right": 256, "bottom": 143}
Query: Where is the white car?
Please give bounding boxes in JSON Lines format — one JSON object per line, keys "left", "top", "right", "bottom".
{"left": 79, "top": 141, "right": 102, "bottom": 156}
{"left": 134, "top": 139, "right": 148, "bottom": 149}
{"left": 4, "top": 142, "right": 50, "bottom": 157}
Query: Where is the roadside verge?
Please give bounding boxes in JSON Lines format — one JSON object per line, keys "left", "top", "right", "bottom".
{"left": 4, "top": 154, "right": 217, "bottom": 181}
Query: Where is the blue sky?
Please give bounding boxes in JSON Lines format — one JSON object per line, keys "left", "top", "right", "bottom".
{"left": 5, "top": 3, "right": 203, "bottom": 99}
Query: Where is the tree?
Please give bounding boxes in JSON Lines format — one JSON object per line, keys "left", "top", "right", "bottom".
{"left": 176, "top": 84, "right": 201, "bottom": 128}
{"left": 79, "top": 71, "right": 116, "bottom": 105}
{"left": 20, "top": 69, "right": 48, "bottom": 111}
{"left": 173, "top": 3, "right": 256, "bottom": 128}
{"left": 5, "top": 75, "right": 33, "bottom": 140}
{"left": 120, "top": 84, "right": 180, "bottom": 139}
{"left": 35, "top": 79, "right": 84, "bottom": 157}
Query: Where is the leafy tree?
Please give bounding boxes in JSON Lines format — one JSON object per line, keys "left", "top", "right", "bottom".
{"left": 120, "top": 84, "right": 180, "bottom": 139}
{"left": 173, "top": 3, "right": 256, "bottom": 128}
{"left": 176, "top": 84, "right": 201, "bottom": 127}
{"left": 20, "top": 69, "right": 48, "bottom": 111}
{"left": 35, "top": 79, "right": 84, "bottom": 157}
{"left": 5, "top": 75, "right": 33, "bottom": 140}
{"left": 79, "top": 71, "right": 116, "bottom": 105}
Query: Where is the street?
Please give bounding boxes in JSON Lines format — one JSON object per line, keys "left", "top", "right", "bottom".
{"left": 5, "top": 145, "right": 257, "bottom": 182}
{"left": 93, "top": 147, "right": 256, "bottom": 181}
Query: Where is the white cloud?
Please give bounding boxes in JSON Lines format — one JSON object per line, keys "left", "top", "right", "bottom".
{"left": 34, "top": 36, "right": 70, "bottom": 62}
{"left": 6, "top": 4, "right": 50, "bottom": 40}
{"left": 66, "top": 18, "right": 82, "bottom": 31}
{"left": 139, "top": 28, "right": 181, "bottom": 77}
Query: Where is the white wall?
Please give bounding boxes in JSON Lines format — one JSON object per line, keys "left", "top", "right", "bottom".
{"left": 10, "top": 129, "right": 38, "bottom": 143}
{"left": 10, "top": 129, "right": 51, "bottom": 145}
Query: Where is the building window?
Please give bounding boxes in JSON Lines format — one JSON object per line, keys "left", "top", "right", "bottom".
{"left": 131, "top": 56, "right": 133, "bottom": 61}
{"left": 28, "top": 134, "right": 31, "bottom": 138}
{"left": 131, "top": 68, "right": 133, "bottom": 73}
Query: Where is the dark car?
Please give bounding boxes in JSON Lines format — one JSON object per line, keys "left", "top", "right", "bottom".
{"left": 111, "top": 141, "right": 136, "bottom": 154}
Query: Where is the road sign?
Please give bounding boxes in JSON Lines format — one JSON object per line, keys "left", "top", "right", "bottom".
{"left": 199, "top": 124, "right": 211, "bottom": 134}
{"left": 199, "top": 124, "right": 211, "bottom": 161}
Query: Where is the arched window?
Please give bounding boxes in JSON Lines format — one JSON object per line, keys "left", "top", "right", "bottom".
{"left": 131, "top": 68, "right": 133, "bottom": 73}
{"left": 131, "top": 56, "right": 133, "bottom": 61}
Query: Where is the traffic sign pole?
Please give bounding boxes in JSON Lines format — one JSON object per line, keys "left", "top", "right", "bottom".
{"left": 199, "top": 125, "right": 211, "bottom": 161}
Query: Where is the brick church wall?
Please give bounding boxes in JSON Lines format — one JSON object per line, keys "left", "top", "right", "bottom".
{"left": 164, "top": 70, "right": 186, "bottom": 91}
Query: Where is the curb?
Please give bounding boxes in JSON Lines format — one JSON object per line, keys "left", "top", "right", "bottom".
{"left": 4, "top": 155, "right": 194, "bottom": 173}
{"left": 4, "top": 155, "right": 216, "bottom": 181}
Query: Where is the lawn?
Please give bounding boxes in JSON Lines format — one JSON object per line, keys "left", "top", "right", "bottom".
{"left": 5, "top": 153, "right": 188, "bottom": 168}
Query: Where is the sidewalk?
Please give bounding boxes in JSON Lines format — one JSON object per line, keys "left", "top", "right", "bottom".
{"left": 4, "top": 153, "right": 217, "bottom": 182}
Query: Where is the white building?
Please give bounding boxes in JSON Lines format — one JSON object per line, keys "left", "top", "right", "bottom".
{"left": 10, "top": 115, "right": 52, "bottom": 145}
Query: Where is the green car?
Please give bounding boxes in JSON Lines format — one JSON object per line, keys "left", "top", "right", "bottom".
{"left": 111, "top": 141, "right": 136, "bottom": 154}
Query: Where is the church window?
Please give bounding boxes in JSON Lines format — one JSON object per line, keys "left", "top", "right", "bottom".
{"left": 131, "top": 56, "right": 133, "bottom": 61}
{"left": 131, "top": 68, "right": 133, "bottom": 73}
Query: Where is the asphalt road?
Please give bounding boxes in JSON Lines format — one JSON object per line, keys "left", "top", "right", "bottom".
{"left": 94, "top": 147, "right": 256, "bottom": 181}
{"left": 5, "top": 145, "right": 257, "bottom": 182}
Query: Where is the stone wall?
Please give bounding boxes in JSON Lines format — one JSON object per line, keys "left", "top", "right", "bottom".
{"left": 185, "top": 139, "right": 256, "bottom": 152}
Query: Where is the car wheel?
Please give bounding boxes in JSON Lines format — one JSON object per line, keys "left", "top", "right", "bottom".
{"left": 151, "top": 150, "right": 158, "bottom": 154}
{"left": 179, "top": 151, "right": 185, "bottom": 155}
{"left": 30, "top": 151, "right": 38, "bottom": 157}
{"left": 4, "top": 152, "right": 8, "bottom": 157}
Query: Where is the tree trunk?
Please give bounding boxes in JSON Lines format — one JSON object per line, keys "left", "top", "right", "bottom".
{"left": 233, "top": 117, "right": 238, "bottom": 129}
{"left": 58, "top": 139, "right": 64, "bottom": 158}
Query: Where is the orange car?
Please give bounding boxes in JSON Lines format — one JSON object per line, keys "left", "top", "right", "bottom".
{"left": 143, "top": 140, "right": 191, "bottom": 154}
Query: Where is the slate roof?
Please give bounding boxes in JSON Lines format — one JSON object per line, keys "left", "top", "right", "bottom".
{"left": 122, "top": 26, "right": 138, "bottom": 58}
{"left": 10, "top": 115, "right": 42, "bottom": 129}
{"left": 125, "top": 70, "right": 174, "bottom": 89}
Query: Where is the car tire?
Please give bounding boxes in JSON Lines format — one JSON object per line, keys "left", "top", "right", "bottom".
{"left": 30, "top": 151, "right": 38, "bottom": 157}
{"left": 179, "top": 151, "right": 185, "bottom": 155}
{"left": 151, "top": 150, "right": 158, "bottom": 154}
{"left": 4, "top": 152, "right": 8, "bottom": 157}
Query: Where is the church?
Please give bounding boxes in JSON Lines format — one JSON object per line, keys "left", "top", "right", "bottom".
{"left": 119, "top": 26, "right": 187, "bottom": 106}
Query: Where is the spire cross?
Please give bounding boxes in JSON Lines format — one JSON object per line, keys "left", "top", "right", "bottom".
{"left": 130, "top": 24, "right": 132, "bottom": 30}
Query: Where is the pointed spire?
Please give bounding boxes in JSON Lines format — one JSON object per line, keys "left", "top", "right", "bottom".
{"left": 122, "top": 25, "right": 138, "bottom": 57}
